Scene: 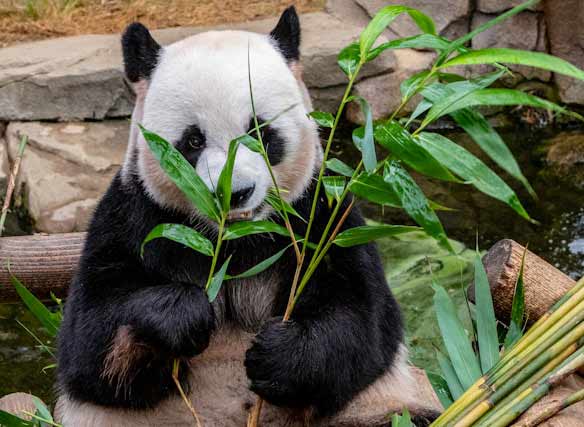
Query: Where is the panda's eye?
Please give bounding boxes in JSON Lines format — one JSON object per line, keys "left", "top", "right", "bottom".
{"left": 188, "top": 138, "right": 203, "bottom": 150}
{"left": 177, "top": 125, "right": 205, "bottom": 153}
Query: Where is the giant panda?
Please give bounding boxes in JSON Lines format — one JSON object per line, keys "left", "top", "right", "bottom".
{"left": 55, "top": 6, "right": 438, "bottom": 426}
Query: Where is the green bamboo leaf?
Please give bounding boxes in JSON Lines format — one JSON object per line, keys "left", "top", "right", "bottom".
{"left": 474, "top": 252, "right": 500, "bottom": 373}
{"left": 504, "top": 247, "right": 527, "bottom": 349}
{"left": 391, "top": 409, "right": 413, "bottom": 427}
{"left": 139, "top": 125, "right": 221, "bottom": 221}
{"left": 433, "top": 283, "right": 482, "bottom": 390}
{"left": 400, "top": 70, "right": 432, "bottom": 101}
{"left": 442, "top": 48, "right": 584, "bottom": 81}
{"left": 217, "top": 139, "right": 240, "bottom": 213}
{"left": 360, "top": 6, "right": 435, "bottom": 57}
{"left": 421, "top": 83, "right": 535, "bottom": 197}
{"left": 32, "top": 396, "right": 53, "bottom": 423}
{"left": 323, "top": 176, "right": 346, "bottom": 208}
{"left": 237, "top": 134, "right": 262, "bottom": 153}
{"left": 11, "top": 275, "right": 60, "bottom": 337}
{"left": 417, "top": 132, "right": 533, "bottom": 221}
{"left": 420, "top": 70, "right": 506, "bottom": 129}
{"left": 384, "top": 161, "right": 453, "bottom": 252}
{"left": 206, "top": 255, "right": 232, "bottom": 302}
{"left": 350, "top": 96, "right": 377, "bottom": 172}
{"left": 374, "top": 121, "right": 458, "bottom": 182}
{"left": 226, "top": 245, "right": 291, "bottom": 279}
{"left": 436, "top": 350, "right": 465, "bottom": 400}
{"left": 0, "top": 410, "right": 35, "bottom": 427}
{"left": 333, "top": 224, "right": 419, "bottom": 247}
{"left": 141, "top": 223, "right": 214, "bottom": 257}
{"left": 426, "top": 88, "right": 583, "bottom": 121}
{"left": 426, "top": 371, "right": 454, "bottom": 409}
{"left": 223, "top": 220, "right": 291, "bottom": 240}
{"left": 264, "top": 190, "right": 304, "bottom": 221}
{"left": 350, "top": 173, "right": 401, "bottom": 208}
{"left": 406, "top": 99, "right": 433, "bottom": 127}
{"left": 308, "top": 111, "right": 334, "bottom": 128}
{"left": 368, "top": 34, "right": 449, "bottom": 61}
{"left": 338, "top": 43, "right": 360, "bottom": 78}
{"left": 504, "top": 321, "right": 522, "bottom": 352}
{"left": 326, "top": 158, "right": 355, "bottom": 177}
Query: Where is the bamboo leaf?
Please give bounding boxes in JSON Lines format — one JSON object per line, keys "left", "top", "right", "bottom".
{"left": 226, "top": 245, "right": 291, "bottom": 279}
{"left": 11, "top": 275, "right": 60, "bottom": 337}
{"left": 264, "top": 190, "right": 304, "bottom": 221}
{"left": 223, "top": 220, "right": 291, "bottom": 240}
{"left": 368, "top": 34, "right": 450, "bottom": 61}
{"left": 32, "top": 396, "right": 53, "bottom": 423}
{"left": 383, "top": 161, "right": 453, "bottom": 252}
{"left": 504, "top": 247, "right": 527, "bottom": 349}
{"left": 217, "top": 139, "right": 240, "bottom": 213}
{"left": 433, "top": 283, "right": 482, "bottom": 390}
{"left": 474, "top": 251, "right": 500, "bottom": 373}
{"left": 417, "top": 132, "right": 533, "bottom": 222}
{"left": 326, "top": 158, "right": 355, "bottom": 177}
{"left": 350, "top": 173, "right": 401, "bottom": 208}
{"left": 237, "top": 134, "right": 263, "bottom": 153}
{"left": 333, "top": 224, "right": 419, "bottom": 247}
{"left": 206, "top": 255, "right": 231, "bottom": 302}
{"left": 400, "top": 70, "right": 432, "bottom": 101}
{"left": 141, "top": 223, "right": 214, "bottom": 257}
{"left": 350, "top": 96, "right": 377, "bottom": 172}
{"left": 139, "top": 125, "right": 221, "bottom": 221}
{"left": 374, "top": 121, "right": 458, "bottom": 182}
{"left": 338, "top": 43, "right": 360, "bottom": 78}
{"left": 0, "top": 410, "right": 35, "bottom": 427}
{"left": 436, "top": 350, "right": 465, "bottom": 400}
{"left": 426, "top": 371, "right": 454, "bottom": 409}
{"left": 323, "top": 175, "right": 346, "bottom": 207}
{"left": 308, "top": 111, "right": 334, "bottom": 128}
{"left": 442, "top": 48, "right": 584, "bottom": 81}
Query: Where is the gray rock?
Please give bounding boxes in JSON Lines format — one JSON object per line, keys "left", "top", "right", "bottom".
{"left": 545, "top": 0, "right": 584, "bottom": 104}
{"left": 471, "top": 12, "right": 550, "bottom": 82}
{"left": 477, "top": 0, "right": 542, "bottom": 13}
{"left": 5, "top": 121, "right": 128, "bottom": 232}
{"left": 0, "top": 13, "right": 394, "bottom": 121}
{"left": 545, "top": 132, "right": 584, "bottom": 189}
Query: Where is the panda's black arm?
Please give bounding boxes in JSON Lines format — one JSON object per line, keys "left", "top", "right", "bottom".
{"left": 245, "top": 201, "right": 405, "bottom": 416}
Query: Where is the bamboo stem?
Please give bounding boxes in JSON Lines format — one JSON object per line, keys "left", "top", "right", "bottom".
{"left": 172, "top": 360, "right": 202, "bottom": 427}
{"left": 514, "top": 388, "right": 584, "bottom": 427}
{"left": 0, "top": 135, "right": 27, "bottom": 237}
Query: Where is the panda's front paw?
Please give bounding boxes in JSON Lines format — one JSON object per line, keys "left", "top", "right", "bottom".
{"left": 244, "top": 318, "right": 313, "bottom": 409}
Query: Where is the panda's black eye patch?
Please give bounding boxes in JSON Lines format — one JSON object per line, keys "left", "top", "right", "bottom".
{"left": 176, "top": 125, "right": 206, "bottom": 166}
{"left": 247, "top": 117, "right": 285, "bottom": 166}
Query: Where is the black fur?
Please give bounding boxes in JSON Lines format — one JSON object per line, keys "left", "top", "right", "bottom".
{"left": 175, "top": 124, "right": 206, "bottom": 167}
{"left": 270, "top": 6, "right": 301, "bottom": 62}
{"left": 248, "top": 117, "right": 285, "bottom": 165}
{"left": 122, "top": 23, "right": 161, "bottom": 83}
{"left": 57, "top": 168, "right": 404, "bottom": 416}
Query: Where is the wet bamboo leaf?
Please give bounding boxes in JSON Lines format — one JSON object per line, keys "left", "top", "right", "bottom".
{"left": 384, "top": 161, "right": 452, "bottom": 252}
{"left": 11, "top": 275, "right": 60, "bottom": 337}
{"left": 140, "top": 125, "right": 221, "bottom": 221}
{"left": 217, "top": 139, "right": 240, "bottom": 213}
{"left": 308, "top": 111, "right": 334, "bottom": 128}
{"left": 333, "top": 224, "right": 418, "bottom": 247}
{"left": 426, "top": 88, "right": 583, "bottom": 121}
{"left": 420, "top": 70, "right": 505, "bottom": 128}
{"left": 350, "top": 173, "right": 401, "bottom": 208}
{"left": 374, "top": 121, "right": 458, "bottom": 182}
{"left": 323, "top": 176, "right": 346, "bottom": 207}
{"left": 206, "top": 255, "right": 232, "bottom": 302}
{"left": 237, "top": 134, "right": 263, "bottom": 153}
{"left": 338, "top": 43, "right": 360, "bottom": 78}
{"left": 142, "top": 223, "right": 214, "bottom": 257}
{"left": 226, "top": 245, "right": 291, "bottom": 279}
{"left": 360, "top": 6, "right": 435, "bottom": 57}
{"left": 223, "top": 220, "right": 291, "bottom": 240}
{"left": 400, "top": 70, "right": 432, "bottom": 101}
{"left": 436, "top": 350, "right": 465, "bottom": 400}
{"left": 442, "top": 48, "right": 584, "bottom": 81}
{"left": 426, "top": 371, "right": 454, "bottom": 409}
{"left": 350, "top": 96, "right": 377, "bottom": 172}
{"left": 474, "top": 252, "right": 500, "bottom": 373}
{"left": 0, "top": 410, "right": 34, "bottom": 427}
{"left": 326, "top": 158, "right": 355, "bottom": 177}
{"left": 433, "top": 283, "right": 482, "bottom": 390}
{"left": 417, "top": 132, "right": 533, "bottom": 221}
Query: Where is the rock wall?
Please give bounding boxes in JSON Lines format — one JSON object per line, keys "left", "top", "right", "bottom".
{"left": 0, "top": 0, "right": 581, "bottom": 233}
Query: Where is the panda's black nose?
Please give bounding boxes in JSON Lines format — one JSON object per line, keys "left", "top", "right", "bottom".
{"left": 231, "top": 185, "right": 255, "bottom": 208}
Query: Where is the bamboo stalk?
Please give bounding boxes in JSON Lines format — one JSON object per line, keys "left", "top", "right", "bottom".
{"left": 172, "top": 360, "right": 202, "bottom": 427}
{"left": 0, "top": 135, "right": 27, "bottom": 237}
{"left": 514, "top": 388, "right": 584, "bottom": 427}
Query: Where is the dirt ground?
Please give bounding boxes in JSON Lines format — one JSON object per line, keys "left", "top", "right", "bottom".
{"left": 0, "top": 0, "right": 325, "bottom": 47}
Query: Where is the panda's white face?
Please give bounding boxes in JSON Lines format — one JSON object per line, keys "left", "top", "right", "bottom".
{"left": 133, "top": 30, "right": 320, "bottom": 222}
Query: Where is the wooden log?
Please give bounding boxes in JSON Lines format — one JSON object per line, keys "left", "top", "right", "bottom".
{"left": 470, "top": 239, "right": 576, "bottom": 324}
{"left": 0, "top": 232, "right": 85, "bottom": 303}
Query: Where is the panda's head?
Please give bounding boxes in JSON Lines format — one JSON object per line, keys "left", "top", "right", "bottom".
{"left": 121, "top": 7, "right": 321, "bottom": 222}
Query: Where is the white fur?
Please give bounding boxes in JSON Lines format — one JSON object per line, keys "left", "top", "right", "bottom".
{"left": 132, "top": 30, "right": 320, "bottom": 219}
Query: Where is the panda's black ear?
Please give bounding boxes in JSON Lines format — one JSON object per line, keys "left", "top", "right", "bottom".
{"left": 122, "top": 22, "right": 161, "bottom": 83}
{"left": 270, "top": 6, "right": 301, "bottom": 62}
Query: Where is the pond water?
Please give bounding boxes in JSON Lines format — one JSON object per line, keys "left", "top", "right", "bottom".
{"left": 1, "top": 124, "right": 583, "bottom": 405}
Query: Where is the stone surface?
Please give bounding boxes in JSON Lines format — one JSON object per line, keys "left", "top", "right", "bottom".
{"left": 545, "top": 0, "right": 584, "bottom": 104}
{"left": 471, "top": 11, "right": 550, "bottom": 82}
{"left": 355, "top": 0, "right": 470, "bottom": 38}
{"left": 0, "top": 13, "right": 394, "bottom": 121}
{"left": 5, "top": 121, "right": 128, "bottom": 232}
{"left": 546, "top": 132, "right": 584, "bottom": 190}
{"left": 346, "top": 49, "right": 434, "bottom": 123}
{"left": 477, "top": 0, "right": 542, "bottom": 13}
